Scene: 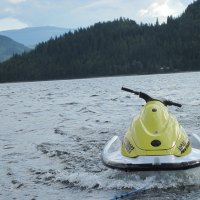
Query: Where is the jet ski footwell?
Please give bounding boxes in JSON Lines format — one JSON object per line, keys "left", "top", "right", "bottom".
{"left": 101, "top": 136, "right": 200, "bottom": 171}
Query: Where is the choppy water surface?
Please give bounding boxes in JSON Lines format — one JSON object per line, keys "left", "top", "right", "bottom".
{"left": 1, "top": 72, "right": 200, "bottom": 200}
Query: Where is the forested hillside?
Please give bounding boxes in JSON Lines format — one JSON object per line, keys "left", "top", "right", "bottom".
{"left": 0, "top": 0, "right": 200, "bottom": 83}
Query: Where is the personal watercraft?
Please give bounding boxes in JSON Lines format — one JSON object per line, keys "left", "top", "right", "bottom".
{"left": 101, "top": 87, "right": 200, "bottom": 171}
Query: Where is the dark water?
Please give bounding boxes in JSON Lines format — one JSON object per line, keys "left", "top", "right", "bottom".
{"left": 1, "top": 72, "right": 200, "bottom": 199}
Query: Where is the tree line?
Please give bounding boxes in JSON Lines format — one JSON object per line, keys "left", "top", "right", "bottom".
{"left": 0, "top": 0, "right": 200, "bottom": 83}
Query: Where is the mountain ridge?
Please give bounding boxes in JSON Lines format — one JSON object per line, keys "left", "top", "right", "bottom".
{"left": 0, "top": 35, "right": 29, "bottom": 62}
{"left": 0, "top": 26, "right": 73, "bottom": 48}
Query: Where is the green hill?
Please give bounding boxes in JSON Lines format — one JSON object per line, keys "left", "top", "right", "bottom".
{"left": 0, "top": 35, "right": 29, "bottom": 62}
{"left": 0, "top": 0, "right": 200, "bottom": 83}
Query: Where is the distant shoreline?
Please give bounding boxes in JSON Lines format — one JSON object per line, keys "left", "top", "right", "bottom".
{"left": 0, "top": 70, "right": 198, "bottom": 85}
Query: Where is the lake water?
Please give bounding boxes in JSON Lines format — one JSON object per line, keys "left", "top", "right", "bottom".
{"left": 1, "top": 72, "right": 200, "bottom": 200}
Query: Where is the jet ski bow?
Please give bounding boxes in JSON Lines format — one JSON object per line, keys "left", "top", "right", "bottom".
{"left": 101, "top": 87, "right": 200, "bottom": 171}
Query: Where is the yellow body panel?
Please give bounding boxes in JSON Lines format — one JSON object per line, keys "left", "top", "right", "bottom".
{"left": 121, "top": 101, "right": 191, "bottom": 157}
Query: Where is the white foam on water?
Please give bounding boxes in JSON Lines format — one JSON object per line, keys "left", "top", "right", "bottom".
{"left": 52, "top": 166, "right": 200, "bottom": 191}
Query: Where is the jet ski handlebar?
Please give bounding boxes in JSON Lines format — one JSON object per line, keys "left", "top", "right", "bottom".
{"left": 121, "top": 87, "right": 182, "bottom": 107}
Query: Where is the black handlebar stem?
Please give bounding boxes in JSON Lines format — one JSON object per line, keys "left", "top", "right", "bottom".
{"left": 139, "top": 92, "right": 154, "bottom": 103}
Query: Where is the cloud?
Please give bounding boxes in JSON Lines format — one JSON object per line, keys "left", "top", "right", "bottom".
{"left": 77, "top": 0, "right": 119, "bottom": 11}
{"left": 0, "top": 17, "right": 28, "bottom": 31}
{"left": 72, "top": 0, "right": 143, "bottom": 27}
{"left": 7, "top": 0, "right": 27, "bottom": 4}
{"left": 0, "top": 0, "right": 194, "bottom": 30}
{"left": 139, "top": 0, "right": 185, "bottom": 19}
{"left": 71, "top": 0, "right": 187, "bottom": 27}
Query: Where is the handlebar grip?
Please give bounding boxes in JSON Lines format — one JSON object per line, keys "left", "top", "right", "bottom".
{"left": 163, "top": 100, "right": 182, "bottom": 107}
{"left": 172, "top": 102, "right": 182, "bottom": 107}
{"left": 121, "top": 87, "right": 140, "bottom": 95}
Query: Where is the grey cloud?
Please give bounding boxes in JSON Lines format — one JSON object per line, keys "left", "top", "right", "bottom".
{"left": 0, "top": 0, "right": 194, "bottom": 30}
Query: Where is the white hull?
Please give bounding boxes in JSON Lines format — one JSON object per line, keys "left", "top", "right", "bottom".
{"left": 102, "top": 136, "right": 200, "bottom": 171}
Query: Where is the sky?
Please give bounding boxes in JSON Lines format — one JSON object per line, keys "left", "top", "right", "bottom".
{"left": 0, "top": 0, "right": 195, "bottom": 31}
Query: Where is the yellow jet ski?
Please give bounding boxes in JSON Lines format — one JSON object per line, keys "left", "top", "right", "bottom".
{"left": 101, "top": 87, "right": 200, "bottom": 171}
